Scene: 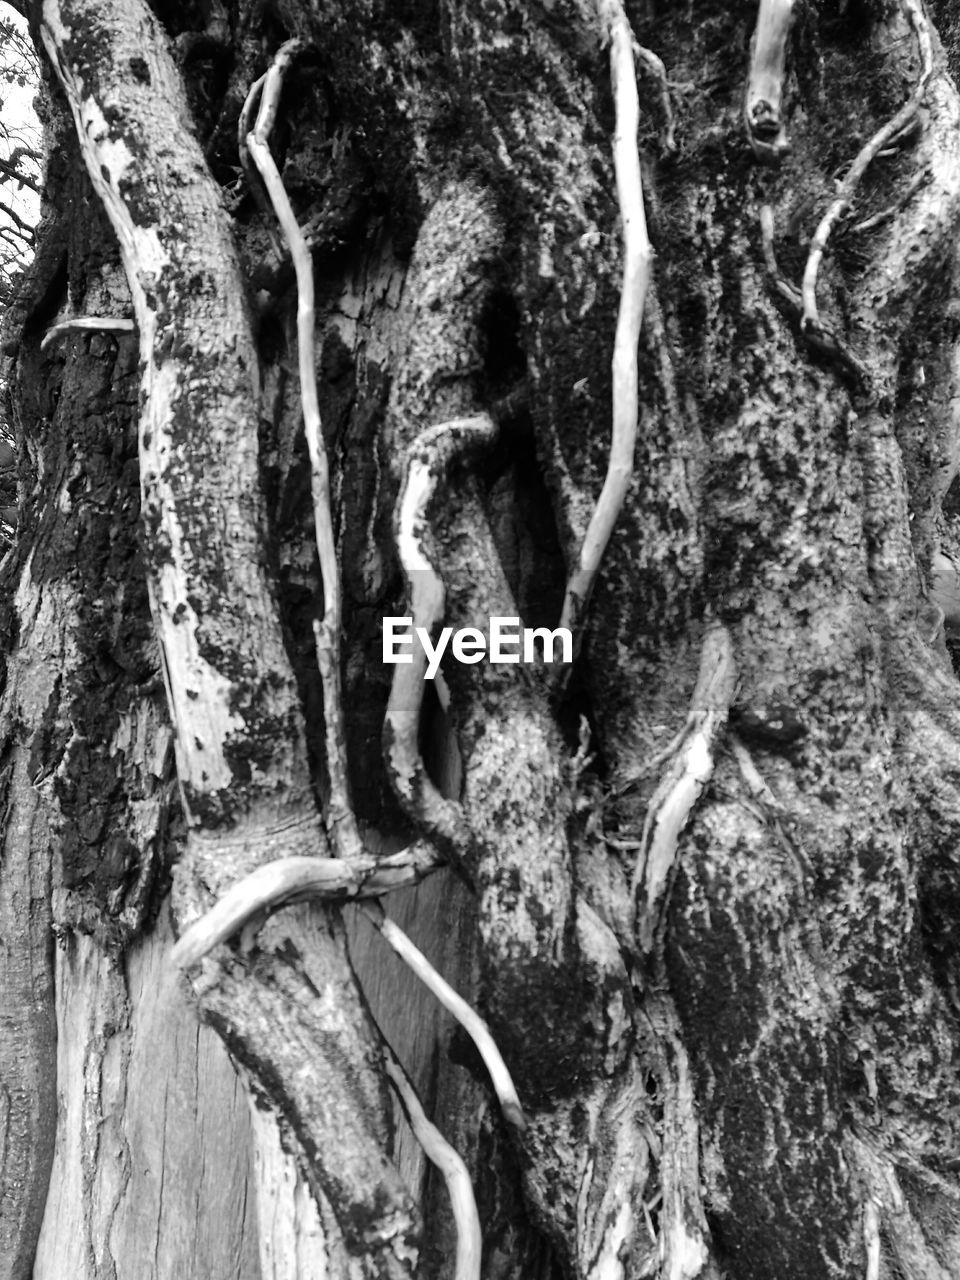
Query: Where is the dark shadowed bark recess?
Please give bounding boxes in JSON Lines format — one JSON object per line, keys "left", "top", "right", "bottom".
{"left": 4, "top": 0, "right": 960, "bottom": 1278}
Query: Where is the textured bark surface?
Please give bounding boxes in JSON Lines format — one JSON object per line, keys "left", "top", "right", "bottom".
{"left": 4, "top": 1, "right": 960, "bottom": 1279}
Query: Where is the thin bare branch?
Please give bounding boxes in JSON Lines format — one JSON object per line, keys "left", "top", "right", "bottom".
{"left": 801, "top": 0, "right": 934, "bottom": 330}
{"left": 558, "top": 1, "right": 650, "bottom": 651}
{"left": 41, "top": 316, "right": 135, "bottom": 350}
{"left": 382, "top": 1043, "right": 482, "bottom": 1280}
{"left": 362, "top": 900, "right": 527, "bottom": 1131}
{"left": 0, "top": 155, "right": 40, "bottom": 194}
{"left": 244, "top": 41, "right": 364, "bottom": 861}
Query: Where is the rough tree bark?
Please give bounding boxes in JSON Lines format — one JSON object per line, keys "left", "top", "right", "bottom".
{"left": 3, "top": 1, "right": 960, "bottom": 1278}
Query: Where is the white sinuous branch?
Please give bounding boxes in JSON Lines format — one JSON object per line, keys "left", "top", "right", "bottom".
{"left": 382, "top": 1043, "right": 482, "bottom": 1280}
{"left": 243, "top": 40, "right": 364, "bottom": 861}
{"left": 40, "top": 316, "right": 135, "bottom": 351}
{"left": 801, "top": 0, "right": 933, "bottom": 331}
{"left": 632, "top": 624, "right": 737, "bottom": 955}
{"left": 384, "top": 414, "right": 496, "bottom": 848}
{"left": 558, "top": 1, "right": 651, "bottom": 651}
{"left": 744, "top": 0, "right": 795, "bottom": 162}
{"left": 363, "top": 901, "right": 526, "bottom": 1131}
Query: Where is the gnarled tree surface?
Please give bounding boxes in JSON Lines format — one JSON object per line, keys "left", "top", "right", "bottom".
{"left": 3, "top": 1, "right": 960, "bottom": 1278}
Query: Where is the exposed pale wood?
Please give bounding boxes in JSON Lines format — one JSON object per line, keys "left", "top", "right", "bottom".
{"left": 0, "top": 560, "right": 59, "bottom": 1280}
{"left": 33, "top": 905, "right": 259, "bottom": 1280}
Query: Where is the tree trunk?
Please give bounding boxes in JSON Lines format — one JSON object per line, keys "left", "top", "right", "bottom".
{"left": 3, "top": 1, "right": 960, "bottom": 1278}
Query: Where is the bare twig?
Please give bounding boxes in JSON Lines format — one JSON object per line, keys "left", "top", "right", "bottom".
{"left": 847, "top": 168, "right": 929, "bottom": 235}
{"left": 382, "top": 1043, "right": 482, "bottom": 1280}
{"left": 635, "top": 44, "right": 676, "bottom": 153}
{"left": 41, "top": 316, "right": 135, "bottom": 351}
{"left": 633, "top": 624, "right": 737, "bottom": 955}
{"left": 244, "top": 42, "right": 364, "bottom": 861}
{"left": 745, "top": 0, "right": 796, "bottom": 162}
{"left": 759, "top": 204, "right": 871, "bottom": 387}
{"left": 170, "top": 844, "right": 441, "bottom": 970}
{"left": 558, "top": 1, "right": 650, "bottom": 652}
{"left": 362, "top": 900, "right": 527, "bottom": 1131}
{"left": 0, "top": 154, "right": 41, "bottom": 194}
{"left": 0, "top": 195, "right": 32, "bottom": 234}
{"left": 384, "top": 415, "right": 495, "bottom": 850}
{"left": 801, "top": 0, "right": 934, "bottom": 330}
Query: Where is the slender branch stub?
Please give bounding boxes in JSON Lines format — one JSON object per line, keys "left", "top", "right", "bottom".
{"left": 745, "top": 0, "right": 796, "bottom": 162}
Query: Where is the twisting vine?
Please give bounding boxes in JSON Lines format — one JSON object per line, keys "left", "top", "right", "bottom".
{"left": 558, "top": 0, "right": 652, "bottom": 655}
{"left": 382, "top": 1042, "right": 482, "bottom": 1280}
{"left": 241, "top": 38, "right": 364, "bottom": 862}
